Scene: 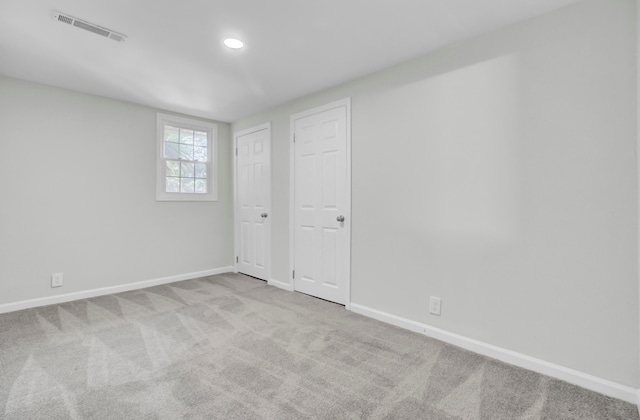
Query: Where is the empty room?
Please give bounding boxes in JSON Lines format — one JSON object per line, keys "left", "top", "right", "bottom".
{"left": 1, "top": 0, "right": 639, "bottom": 418}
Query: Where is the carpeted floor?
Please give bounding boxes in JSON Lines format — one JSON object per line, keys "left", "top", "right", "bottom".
{"left": 0, "top": 273, "right": 637, "bottom": 419}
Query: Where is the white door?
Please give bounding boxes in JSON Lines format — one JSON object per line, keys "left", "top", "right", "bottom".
{"left": 235, "top": 124, "right": 271, "bottom": 280}
{"left": 292, "top": 100, "right": 350, "bottom": 305}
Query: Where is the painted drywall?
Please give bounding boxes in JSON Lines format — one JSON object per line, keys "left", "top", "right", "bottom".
{"left": 232, "top": 0, "right": 639, "bottom": 387}
{"left": 0, "top": 76, "right": 234, "bottom": 304}
{"left": 637, "top": 0, "right": 640, "bottom": 395}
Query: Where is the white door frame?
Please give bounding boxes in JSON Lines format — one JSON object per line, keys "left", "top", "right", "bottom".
{"left": 289, "top": 98, "right": 351, "bottom": 309}
{"left": 233, "top": 122, "right": 272, "bottom": 281}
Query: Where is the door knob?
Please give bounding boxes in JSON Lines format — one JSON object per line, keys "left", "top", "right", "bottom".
{"left": 336, "top": 215, "right": 345, "bottom": 222}
{"left": 261, "top": 213, "right": 268, "bottom": 218}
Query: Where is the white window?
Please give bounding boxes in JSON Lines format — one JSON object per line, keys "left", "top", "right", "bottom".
{"left": 156, "top": 113, "right": 218, "bottom": 201}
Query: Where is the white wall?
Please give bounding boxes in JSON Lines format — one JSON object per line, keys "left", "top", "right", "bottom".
{"left": 232, "top": 0, "right": 639, "bottom": 388}
{"left": 0, "top": 76, "right": 234, "bottom": 305}
{"left": 637, "top": 0, "right": 640, "bottom": 396}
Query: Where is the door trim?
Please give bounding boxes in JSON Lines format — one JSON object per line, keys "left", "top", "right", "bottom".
{"left": 233, "top": 122, "right": 272, "bottom": 281}
{"left": 289, "top": 98, "right": 351, "bottom": 309}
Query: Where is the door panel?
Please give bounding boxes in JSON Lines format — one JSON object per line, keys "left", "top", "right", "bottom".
{"left": 299, "top": 225, "right": 315, "bottom": 283}
{"left": 293, "top": 104, "right": 348, "bottom": 304}
{"left": 235, "top": 125, "right": 271, "bottom": 280}
{"left": 254, "top": 222, "right": 265, "bottom": 269}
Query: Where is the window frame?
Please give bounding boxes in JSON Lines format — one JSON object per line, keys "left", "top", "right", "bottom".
{"left": 156, "top": 113, "right": 218, "bottom": 201}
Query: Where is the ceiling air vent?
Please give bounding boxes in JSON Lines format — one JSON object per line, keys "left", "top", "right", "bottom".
{"left": 52, "top": 11, "right": 127, "bottom": 43}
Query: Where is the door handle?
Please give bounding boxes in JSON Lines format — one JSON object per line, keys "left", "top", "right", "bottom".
{"left": 261, "top": 213, "right": 268, "bottom": 218}
{"left": 336, "top": 215, "right": 345, "bottom": 222}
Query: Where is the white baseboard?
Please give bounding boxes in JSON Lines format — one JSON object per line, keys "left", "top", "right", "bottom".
{"left": 268, "top": 278, "right": 294, "bottom": 291}
{"left": 0, "top": 266, "right": 235, "bottom": 315}
{"left": 350, "top": 303, "right": 639, "bottom": 405}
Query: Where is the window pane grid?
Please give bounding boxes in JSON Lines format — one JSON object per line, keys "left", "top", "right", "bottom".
{"left": 157, "top": 113, "right": 217, "bottom": 201}
{"left": 165, "top": 159, "right": 207, "bottom": 194}
{"left": 163, "top": 125, "right": 208, "bottom": 162}
{"left": 163, "top": 124, "right": 208, "bottom": 193}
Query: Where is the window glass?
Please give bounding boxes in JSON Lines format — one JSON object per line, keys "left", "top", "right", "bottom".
{"left": 157, "top": 113, "right": 217, "bottom": 201}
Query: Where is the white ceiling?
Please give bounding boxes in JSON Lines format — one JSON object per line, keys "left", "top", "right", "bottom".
{"left": 0, "top": 0, "right": 582, "bottom": 122}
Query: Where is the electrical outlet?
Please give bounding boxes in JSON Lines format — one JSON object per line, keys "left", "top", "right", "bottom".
{"left": 51, "top": 273, "right": 64, "bottom": 288}
{"left": 429, "top": 296, "right": 441, "bottom": 316}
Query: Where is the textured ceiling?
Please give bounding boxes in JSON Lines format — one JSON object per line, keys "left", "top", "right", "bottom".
{"left": 0, "top": 0, "right": 582, "bottom": 122}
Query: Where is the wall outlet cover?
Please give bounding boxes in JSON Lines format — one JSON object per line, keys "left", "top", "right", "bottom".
{"left": 429, "top": 296, "right": 441, "bottom": 316}
{"left": 51, "top": 273, "right": 64, "bottom": 288}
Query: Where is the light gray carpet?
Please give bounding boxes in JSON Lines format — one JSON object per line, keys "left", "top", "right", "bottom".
{"left": 0, "top": 273, "right": 637, "bottom": 419}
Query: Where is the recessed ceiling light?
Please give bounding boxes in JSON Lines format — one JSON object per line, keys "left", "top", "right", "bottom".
{"left": 223, "top": 38, "right": 244, "bottom": 49}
